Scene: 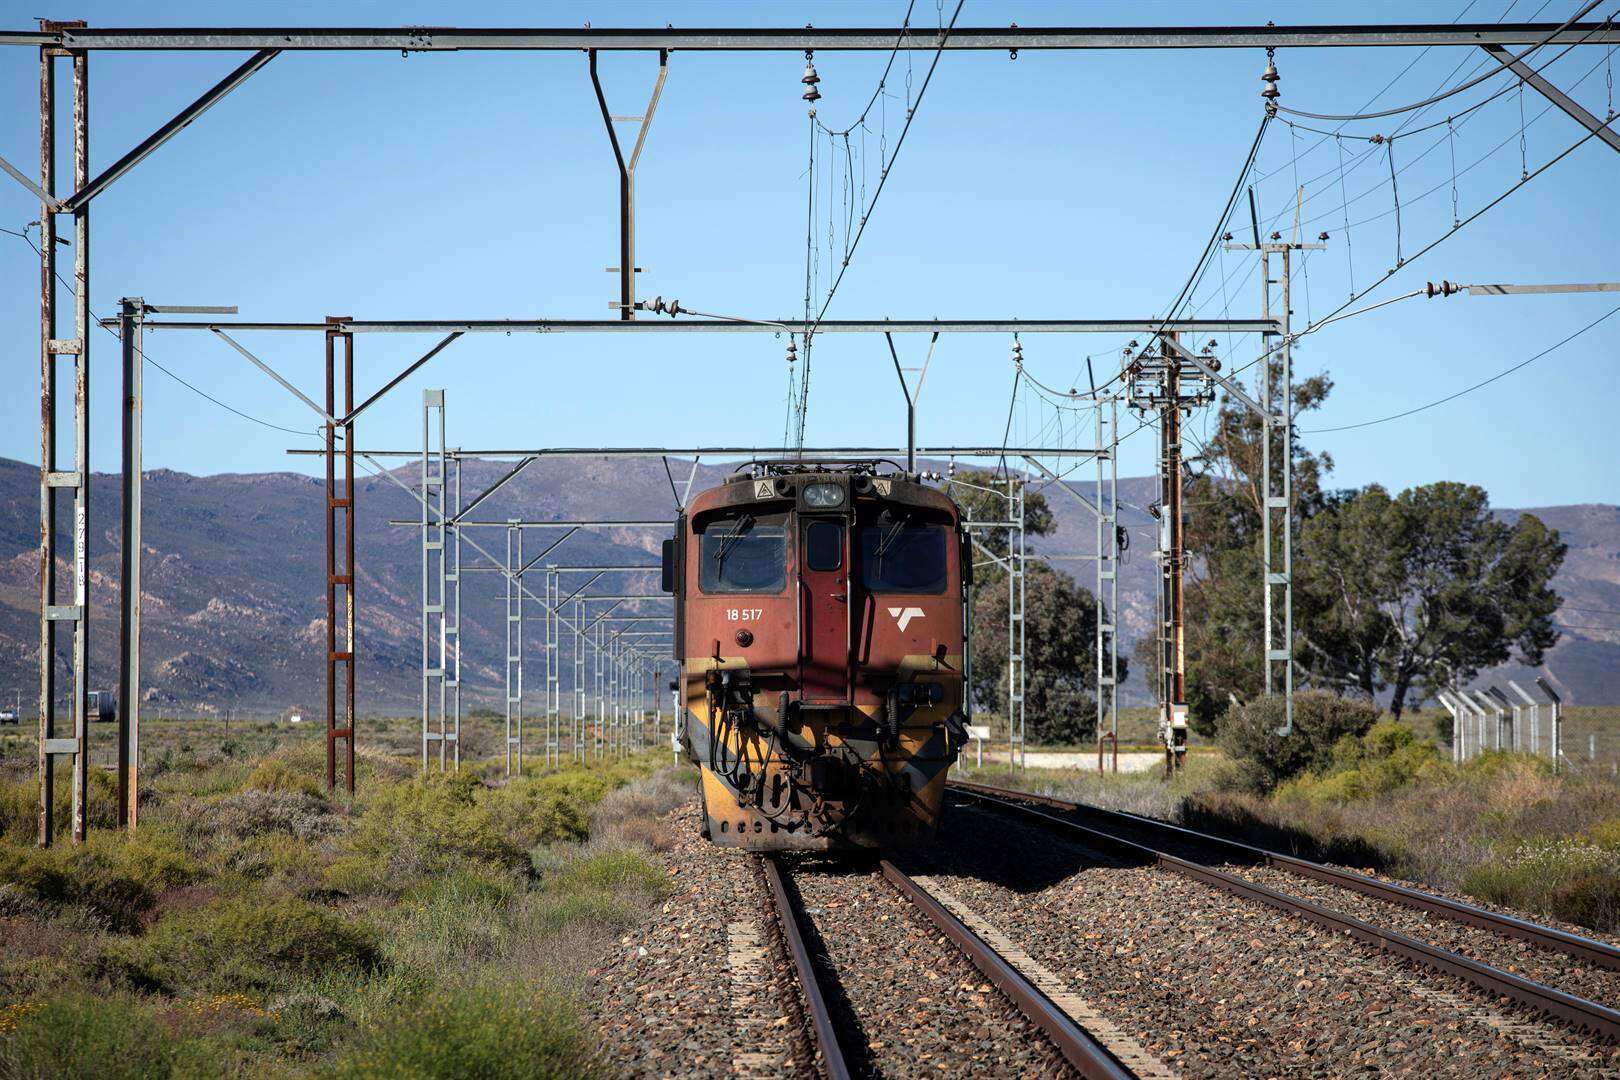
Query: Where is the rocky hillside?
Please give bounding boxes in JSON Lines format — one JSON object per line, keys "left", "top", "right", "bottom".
{"left": 0, "top": 455, "right": 1612, "bottom": 716}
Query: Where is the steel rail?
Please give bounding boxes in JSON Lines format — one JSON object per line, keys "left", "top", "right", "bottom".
{"left": 950, "top": 779, "right": 1620, "bottom": 973}
{"left": 878, "top": 860, "right": 1135, "bottom": 1078}
{"left": 7, "top": 23, "right": 1620, "bottom": 51}
{"left": 760, "top": 855, "right": 851, "bottom": 1080}
{"left": 952, "top": 785, "right": 1620, "bottom": 1042}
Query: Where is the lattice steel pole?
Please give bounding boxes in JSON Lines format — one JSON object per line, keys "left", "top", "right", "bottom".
{"left": 449, "top": 454, "right": 462, "bottom": 770}
{"left": 324, "top": 317, "right": 357, "bottom": 794}
{"left": 504, "top": 522, "right": 523, "bottom": 777}
{"left": 573, "top": 596, "right": 585, "bottom": 762}
{"left": 1005, "top": 475, "right": 1026, "bottom": 768}
{"left": 546, "top": 566, "right": 560, "bottom": 767}
{"left": 594, "top": 621, "right": 606, "bottom": 760}
{"left": 421, "top": 389, "right": 448, "bottom": 771}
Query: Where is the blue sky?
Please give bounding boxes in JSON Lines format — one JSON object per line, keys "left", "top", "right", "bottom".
{"left": 0, "top": 0, "right": 1615, "bottom": 508}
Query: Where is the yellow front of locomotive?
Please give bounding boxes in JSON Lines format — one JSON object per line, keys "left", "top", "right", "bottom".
{"left": 662, "top": 466, "right": 969, "bottom": 851}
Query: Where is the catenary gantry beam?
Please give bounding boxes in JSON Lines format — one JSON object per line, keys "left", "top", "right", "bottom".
{"left": 290, "top": 446, "right": 1108, "bottom": 459}
{"left": 114, "top": 317, "right": 1277, "bottom": 334}
{"left": 5, "top": 23, "right": 1618, "bottom": 50}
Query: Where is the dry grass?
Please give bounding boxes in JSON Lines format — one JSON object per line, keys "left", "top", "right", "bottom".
{"left": 0, "top": 742, "right": 683, "bottom": 1077}
{"left": 982, "top": 714, "right": 1620, "bottom": 935}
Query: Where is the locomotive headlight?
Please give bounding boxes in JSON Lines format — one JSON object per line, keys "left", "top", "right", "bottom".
{"left": 802, "top": 482, "right": 845, "bottom": 508}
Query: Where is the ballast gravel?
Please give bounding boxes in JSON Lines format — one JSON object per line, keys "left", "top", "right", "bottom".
{"left": 904, "top": 800, "right": 1620, "bottom": 1079}
{"left": 786, "top": 854, "right": 1076, "bottom": 1078}
{"left": 1038, "top": 795, "right": 1620, "bottom": 1011}
{"left": 591, "top": 793, "right": 1620, "bottom": 1077}
{"left": 590, "top": 802, "right": 807, "bottom": 1078}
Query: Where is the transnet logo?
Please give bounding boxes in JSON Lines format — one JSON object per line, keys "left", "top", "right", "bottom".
{"left": 888, "top": 606, "right": 925, "bottom": 632}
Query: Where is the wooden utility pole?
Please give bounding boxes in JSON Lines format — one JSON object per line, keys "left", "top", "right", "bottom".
{"left": 1158, "top": 332, "right": 1188, "bottom": 774}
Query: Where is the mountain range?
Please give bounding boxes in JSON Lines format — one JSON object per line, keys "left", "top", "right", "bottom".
{"left": 0, "top": 455, "right": 1612, "bottom": 717}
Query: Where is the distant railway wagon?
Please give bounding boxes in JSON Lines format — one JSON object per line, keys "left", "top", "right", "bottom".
{"left": 661, "top": 462, "right": 971, "bottom": 850}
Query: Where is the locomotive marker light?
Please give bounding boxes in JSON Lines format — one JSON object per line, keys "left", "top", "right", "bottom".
{"left": 803, "top": 482, "right": 846, "bottom": 508}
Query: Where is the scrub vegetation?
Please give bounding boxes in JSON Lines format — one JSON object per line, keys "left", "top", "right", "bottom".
{"left": 985, "top": 696, "right": 1620, "bottom": 936}
{"left": 0, "top": 730, "right": 691, "bottom": 1078}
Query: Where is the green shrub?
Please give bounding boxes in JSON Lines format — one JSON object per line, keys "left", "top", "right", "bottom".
{"left": 324, "top": 979, "right": 599, "bottom": 1079}
{"left": 1463, "top": 836, "right": 1620, "bottom": 930}
{"left": 1277, "top": 722, "right": 1449, "bottom": 804}
{"left": 487, "top": 767, "right": 643, "bottom": 850}
{"left": 246, "top": 757, "right": 325, "bottom": 800}
{"left": 329, "top": 773, "right": 527, "bottom": 896}
{"left": 0, "top": 991, "right": 179, "bottom": 1079}
{"left": 390, "top": 868, "right": 520, "bottom": 973}
{"left": 1586, "top": 818, "right": 1620, "bottom": 851}
{"left": 111, "top": 896, "right": 383, "bottom": 993}
{"left": 0, "top": 829, "right": 197, "bottom": 933}
{"left": 1217, "top": 692, "right": 1381, "bottom": 792}
{"left": 548, "top": 847, "right": 664, "bottom": 895}
{"left": 0, "top": 776, "right": 36, "bottom": 844}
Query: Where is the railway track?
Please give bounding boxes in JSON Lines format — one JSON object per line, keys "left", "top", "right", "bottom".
{"left": 949, "top": 780, "right": 1620, "bottom": 1044}
{"left": 761, "top": 852, "right": 1146, "bottom": 1079}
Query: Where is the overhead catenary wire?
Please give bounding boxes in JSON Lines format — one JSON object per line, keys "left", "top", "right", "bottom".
{"left": 794, "top": 0, "right": 965, "bottom": 449}
{"left": 1274, "top": 0, "right": 1604, "bottom": 122}
{"left": 1225, "top": 103, "right": 1620, "bottom": 393}
{"left": 13, "top": 228, "right": 322, "bottom": 440}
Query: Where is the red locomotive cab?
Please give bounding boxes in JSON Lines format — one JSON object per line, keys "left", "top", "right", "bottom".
{"left": 667, "top": 464, "right": 970, "bottom": 851}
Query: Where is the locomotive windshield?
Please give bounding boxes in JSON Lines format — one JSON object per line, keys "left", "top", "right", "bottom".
{"left": 859, "top": 523, "right": 948, "bottom": 594}
{"left": 699, "top": 515, "right": 786, "bottom": 593}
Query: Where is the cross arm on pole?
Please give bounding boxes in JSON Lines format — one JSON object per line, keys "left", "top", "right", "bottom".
{"left": 61, "top": 49, "right": 279, "bottom": 212}
{"left": 1481, "top": 42, "right": 1620, "bottom": 156}
{"left": 1157, "top": 333, "right": 1266, "bottom": 417}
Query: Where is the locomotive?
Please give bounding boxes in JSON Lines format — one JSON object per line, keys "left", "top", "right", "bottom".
{"left": 660, "top": 461, "right": 971, "bottom": 850}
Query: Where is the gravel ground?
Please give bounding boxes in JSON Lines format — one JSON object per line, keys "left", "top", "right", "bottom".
{"left": 590, "top": 801, "right": 810, "bottom": 1078}
{"left": 1027, "top": 796, "right": 1620, "bottom": 1008}
{"left": 1230, "top": 862, "right": 1620, "bottom": 1008}
{"left": 784, "top": 855, "right": 1077, "bottom": 1078}
{"left": 907, "top": 800, "right": 1620, "bottom": 1078}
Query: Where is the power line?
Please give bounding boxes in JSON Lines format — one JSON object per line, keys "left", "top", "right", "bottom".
{"left": 1302, "top": 302, "right": 1619, "bottom": 433}
{"left": 12, "top": 228, "right": 323, "bottom": 439}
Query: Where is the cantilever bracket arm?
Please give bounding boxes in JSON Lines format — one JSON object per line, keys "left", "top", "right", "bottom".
{"left": 342, "top": 331, "right": 462, "bottom": 425}
{"left": 61, "top": 49, "right": 279, "bottom": 212}
{"left": 1022, "top": 456, "right": 1101, "bottom": 518}
{"left": 1481, "top": 43, "right": 1620, "bottom": 157}
{"left": 519, "top": 527, "right": 581, "bottom": 575}
{"left": 213, "top": 328, "right": 335, "bottom": 425}
{"left": 1157, "top": 333, "right": 1267, "bottom": 418}
{"left": 0, "top": 151, "right": 62, "bottom": 210}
